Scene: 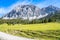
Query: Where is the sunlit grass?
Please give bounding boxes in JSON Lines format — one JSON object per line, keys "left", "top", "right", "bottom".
{"left": 0, "top": 22, "right": 60, "bottom": 40}
{"left": 0, "top": 22, "right": 60, "bottom": 31}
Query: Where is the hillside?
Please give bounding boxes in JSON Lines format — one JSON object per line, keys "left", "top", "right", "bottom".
{"left": 49, "top": 12, "right": 60, "bottom": 22}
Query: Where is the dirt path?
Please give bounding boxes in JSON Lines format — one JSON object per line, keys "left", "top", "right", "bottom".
{"left": 0, "top": 32, "right": 34, "bottom": 40}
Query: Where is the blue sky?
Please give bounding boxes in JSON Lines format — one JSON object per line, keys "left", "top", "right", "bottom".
{"left": 0, "top": 0, "right": 60, "bottom": 17}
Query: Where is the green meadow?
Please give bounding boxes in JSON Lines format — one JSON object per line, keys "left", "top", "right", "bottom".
{"left": 0, "top": 22, "right": 60, "bottom": 40}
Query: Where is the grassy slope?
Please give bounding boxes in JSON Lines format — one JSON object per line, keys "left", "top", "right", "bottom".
{"left": 0, "top": 22, "right": 60, "bottom": 40}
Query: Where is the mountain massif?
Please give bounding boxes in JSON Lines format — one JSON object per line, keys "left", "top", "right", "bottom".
{"left": 2, "top": 5, "right": 60, "bottom": 20}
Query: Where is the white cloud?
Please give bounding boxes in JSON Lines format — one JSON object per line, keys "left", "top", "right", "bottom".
{"left": 36, "top": 0, "right": 60, "bottom": 8}
{"left": 0, "top": 8, "right": 5, "bottom": 14}
{"left": 0, "top": 0, "right": 32, "bottom": 15}
{"left": 0, "top": 8, "right": 8, "bottom": 14}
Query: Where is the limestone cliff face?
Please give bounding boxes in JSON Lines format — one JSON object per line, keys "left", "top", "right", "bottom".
{"left": 2, "top": 5, "right": 60, "bottom": 20}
